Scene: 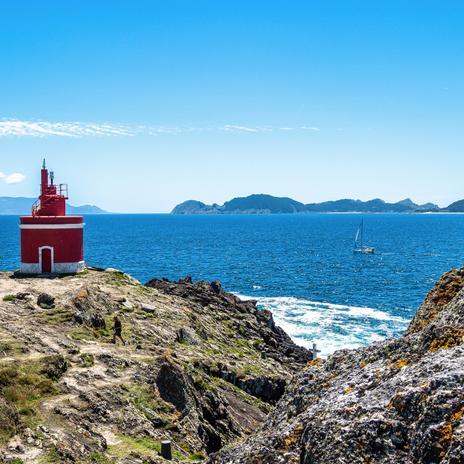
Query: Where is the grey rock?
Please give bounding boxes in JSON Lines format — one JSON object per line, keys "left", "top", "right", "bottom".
{"left": 176, "top": 327, "right": 199, "bottom": 345}
{"left": 40, "top": 354, "right": 68, "bottom": 380}
{"left": 140, "top": 303, "right": 157, "bottom": 313}
{"left": 37, "top": 292, "right": 55, "bottom": 309}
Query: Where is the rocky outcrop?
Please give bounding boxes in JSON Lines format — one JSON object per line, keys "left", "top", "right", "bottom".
{"left": 0, "top": 269, "right": 309, "bottom": 463}
{"left": 211, "top": 269, "right": 464, "bottom": 464}
{"left": 146, "top": 277, "right": 311, "bottom": 367}
{"left": 4, "top": 266, "right": 462, "bottom": 464}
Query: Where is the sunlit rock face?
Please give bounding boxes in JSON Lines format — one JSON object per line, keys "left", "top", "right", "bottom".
{"left": 211, "top": 268, "right": 464, "bottom": 464}
{"left": 0, "top": 268, "right": 310, "bottom": 463}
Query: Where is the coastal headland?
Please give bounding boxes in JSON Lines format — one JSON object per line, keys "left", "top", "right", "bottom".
{"left": 0, "top": 268, "right": 309, "bottom": 463}
{"left": 0, "top": 267, "right": 463, "bottom": 463}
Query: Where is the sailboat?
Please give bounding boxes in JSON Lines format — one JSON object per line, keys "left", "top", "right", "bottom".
{"left": 353, "top": 219, "right": 375, "bottom": 254}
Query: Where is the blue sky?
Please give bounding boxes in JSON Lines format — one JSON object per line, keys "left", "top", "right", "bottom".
{"left": 0, "top": 1, "right": 463, "bottom": 212}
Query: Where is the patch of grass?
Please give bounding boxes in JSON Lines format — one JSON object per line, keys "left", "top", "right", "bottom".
{"left": 106, "top": 271, "right": 128, "bottom": 287}
{"left": 85, "top": 453, "right": 112, "bottom": 463}
{"left": 177, "top": 439, "right": 207, "bottom": 461}
{"left": 0, "top": 358, "right": 60, "bottom": 438}
{"left": 39, "top": 308, "right": 75, "bottom": 325}
{"left": 77, "top": 268, "right": 90, "bottom": 276}
{"left": 79, "top": 353, "right": 95, "bottom": 368}
{"left": 2, "top": 294, "right": 16, "bottom": 302}
{"left": 39, "top": 448, "right": 61, "bottom": 463}
{"left": 0, "top": 397, "right": 19, "bottom": 445}
{"left": 69, "top": 327, "right": 95, "bottom": 341}
{"left": 189, "top": 451, "right": 207, "bottom": 461}
{"left": 69, "top": 326, "right": 111, "bottom": 342}
{"left": 0, "top": 337, "right": 24, "bottom": 356}
{"left": 108, "top": 434, "right": 160, "bottom": 458}
{"left": 11, "top": 458, "right": 24, "bottom": 464}
{"left": 109, "top": 434, "right": 186, "bottom": 461}
{"left": 124, "top": 385, "right": 174, "bottom": 427}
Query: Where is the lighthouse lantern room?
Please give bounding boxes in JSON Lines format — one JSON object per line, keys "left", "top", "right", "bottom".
{"left": 19, "top": 160, "right": 85, "bottom": 274}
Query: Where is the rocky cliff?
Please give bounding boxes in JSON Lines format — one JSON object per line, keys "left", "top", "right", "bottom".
{"left": 2, "top": 268, "right": 463, "bottom": 464}
{"left": 0, "top": 269, "right": 310, "bottom": 463}
{"left": 211, "top": 268, "right": 464, "bottom": 464}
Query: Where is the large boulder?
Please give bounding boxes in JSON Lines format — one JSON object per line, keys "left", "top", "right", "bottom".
{"left": 156, "top": 361, "right": 194, "bottom": 415}
{"left": 71, "top": 285, "right": 113, "bottom": 329}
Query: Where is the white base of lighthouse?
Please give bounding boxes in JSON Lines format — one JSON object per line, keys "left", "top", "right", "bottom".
{"left": 20, "top": 261, "right": 86, "bottom": 275}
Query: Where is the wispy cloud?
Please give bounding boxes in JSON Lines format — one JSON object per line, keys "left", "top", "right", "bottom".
{"left": 0, "top": 119, "right": 321, "bottom": 138}
{"left": 0, "top": 120, "right": 133, "bottom": 137}
{"left": 222, "top": 124, "right": 260, "bottom": 133}
{"left": 0, "top": 171, "right": 26, "bottom": 184}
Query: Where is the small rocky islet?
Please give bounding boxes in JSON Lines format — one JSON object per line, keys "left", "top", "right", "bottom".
{"left": 0, "top": 268, "right": 463, "bottom": 463}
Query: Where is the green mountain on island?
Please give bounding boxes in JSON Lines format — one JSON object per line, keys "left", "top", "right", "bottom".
{"left": 0, "top": 197, "right": 108, "bottom": 215}
{"left": 172, "top": 194, "right": 445, "bottom": 214}
{"left": 444, "top": 199, "right": 464, "bottom": 212}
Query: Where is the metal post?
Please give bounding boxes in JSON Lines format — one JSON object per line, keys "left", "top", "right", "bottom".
{"left": 161, "top": 440, "right": 172, "bottom": 460}
{"left": 312, "top": 342, "right": 318, "bottom": 359}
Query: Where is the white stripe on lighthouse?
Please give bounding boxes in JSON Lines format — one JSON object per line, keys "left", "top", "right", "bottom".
{"left": 19, "top": 223, "right": 85, "bottom": 230}
{"left": 20, "top": 261, "right": 85, "bottom": 274}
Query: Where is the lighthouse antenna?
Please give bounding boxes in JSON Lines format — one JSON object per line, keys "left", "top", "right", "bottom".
{"left": 42, "top": 158, "right": 46, "bottom": 169}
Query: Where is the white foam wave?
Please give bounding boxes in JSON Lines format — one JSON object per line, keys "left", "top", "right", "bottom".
{"left": 237, "top": 294, "right": 409, "bottom": 357}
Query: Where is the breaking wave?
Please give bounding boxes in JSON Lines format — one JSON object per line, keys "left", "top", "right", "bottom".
{"left": 237, "top": 294, "right": 409, "bottom": 358}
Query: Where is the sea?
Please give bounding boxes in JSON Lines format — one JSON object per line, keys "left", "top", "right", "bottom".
{"left": 1, "top": 213, "right": 463, "bottom": 357}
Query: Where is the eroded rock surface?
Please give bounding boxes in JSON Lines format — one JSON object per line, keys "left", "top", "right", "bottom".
{"left": 0, "top": 269, "right": 310, "bottom": 463}
{"left": 210, "top": 269, "right": 464, "bottom": 464}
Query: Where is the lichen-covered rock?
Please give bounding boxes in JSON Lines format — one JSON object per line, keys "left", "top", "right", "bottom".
{"left": 210, "top": 269, "right": 464, "bottom": 464}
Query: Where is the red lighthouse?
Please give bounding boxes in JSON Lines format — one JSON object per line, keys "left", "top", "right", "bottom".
{"left": 19, "top": 160, "right": 85, "bottom": 274}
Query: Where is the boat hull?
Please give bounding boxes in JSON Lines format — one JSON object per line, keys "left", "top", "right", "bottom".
{"left": 353, "top": 247, "right": 375, "bottom": 254}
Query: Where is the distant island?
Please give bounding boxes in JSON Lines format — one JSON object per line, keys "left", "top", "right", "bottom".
{"left": 172, "top": 194, "right": 464, "bottom": 214}
{"left": 0, "top": 197, "right": 108, "bottom": 215}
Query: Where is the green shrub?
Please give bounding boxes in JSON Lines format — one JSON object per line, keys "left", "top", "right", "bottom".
{"left": 0, "top": 366, "right": 19, "bottom": 387}
{"left": 0, "top": 358, "right": 59, "bottom": 435}
{"left": 0, "top": 397, "right": 19, "bottom": 445}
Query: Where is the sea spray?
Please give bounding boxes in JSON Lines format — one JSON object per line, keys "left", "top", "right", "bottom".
{"left": 237, "top": 294, "right": 409, "bottom": 357}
